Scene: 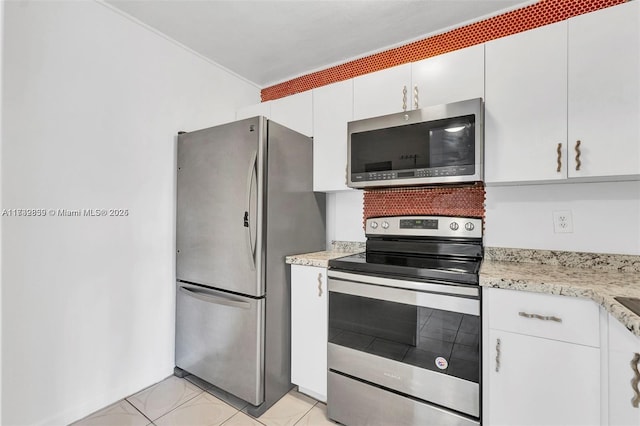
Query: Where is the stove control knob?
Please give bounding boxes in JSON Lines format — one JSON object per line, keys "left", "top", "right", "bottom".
{"left": 382, "top": 221, "right": 389, "bottom": 229}
{"left": 370, "top": 221, "right": 378, "bottom": 229}
{"left": 465, "top": 222, "right": 475, "bottom": 231}
{"left": 450, "top": 222, "right": 459, "bottom": 231}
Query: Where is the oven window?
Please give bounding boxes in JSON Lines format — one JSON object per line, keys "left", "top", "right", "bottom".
{"left": 329, "top": 292, "right": 479, "bottom": 383}
{"left": 349, "top": 115, "right": 475, "bottom": 174}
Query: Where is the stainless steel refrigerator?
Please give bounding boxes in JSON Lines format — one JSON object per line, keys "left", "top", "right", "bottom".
{"left": 175, "top": 117, "right": 326, "bottom": 416}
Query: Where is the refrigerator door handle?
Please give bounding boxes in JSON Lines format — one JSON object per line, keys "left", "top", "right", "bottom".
{"left": 245, "top": 150, "right": 258, "bottom": 271}
{"left": 179, "top": 285, "right": 251, "bottom": 309}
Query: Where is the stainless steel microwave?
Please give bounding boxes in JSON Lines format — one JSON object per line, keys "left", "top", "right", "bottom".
{"left": 347, "top": 98, "right": 483, "bottom": 188}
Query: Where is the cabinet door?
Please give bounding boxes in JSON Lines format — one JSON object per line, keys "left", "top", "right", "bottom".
{"left": 270, "top": 90, "right": 313, "bottom": 137}
{"left": 353, "top": 63, "right": 411, "bottom": 120}
{"left": 313, "top": 80, "right": 353, "bottom": 192}
{"left": 291, "top": 265, "right": 328, "bottom": 402}
{"left": 412, "top": 44, "right": 484, "bottom": 109}
{"left": 488, "top": 330, "right": 600, "bottom": 426}
{"left": 485, "top": 22, "right": 568, "bottom": 184}
{"left": 568, "top": 1, "right": 640, "bottom": 178}
{"left": 236, "top": 101, "right": 271, "bottom": 120}
{"left": 609, "top": 315, "right": 640, "bottom": 426}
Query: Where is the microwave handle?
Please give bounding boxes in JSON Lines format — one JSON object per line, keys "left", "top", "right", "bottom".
{"left": 345, "top": 163, "right": 349, "bottom": 187}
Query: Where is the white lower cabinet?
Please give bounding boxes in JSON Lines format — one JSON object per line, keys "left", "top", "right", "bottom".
{"left": 290, "top": 264, "right": 328, "bottom": 402}
{"left": 485, "top": 288, "right": 601, "bottom": 426}
{"left": 487, "top": 329, "right": 600, "bottom": 426}
{"left": 608, "top": 314, "right": 640, "bottom": 426}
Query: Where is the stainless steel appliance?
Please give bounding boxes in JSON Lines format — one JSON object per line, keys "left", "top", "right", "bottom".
{"left": 327, "top": 216, "right": 483, "bottom": 426}
{"left": 347, "top": 98, "right": 483, "bottom": 188}
{"left": 175, "top": 117, "right": 326, "bottom": 416}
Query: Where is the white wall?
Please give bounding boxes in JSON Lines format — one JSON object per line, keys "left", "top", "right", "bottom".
{"left": 485, "top": 181, "right": 640, "bottom": 255}
{"left": 328, "top": 180, "right": 640, "bottom": 256}
{"left": 326, "top": 191, "right": 365, "bottom": 247}
{"left": 0, "top": 0, "right": 4, "bottom": 422}
{"left": 1, "top": 1, "right": 259, "bottom": 425}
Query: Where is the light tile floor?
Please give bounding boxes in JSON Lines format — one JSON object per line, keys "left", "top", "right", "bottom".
{"left": 73, "top": 375, "right": 337, "bottom": 426}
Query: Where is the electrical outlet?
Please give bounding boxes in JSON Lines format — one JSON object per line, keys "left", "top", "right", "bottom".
{"left": 553, "top": 210, "right": 573, "bottom": 233}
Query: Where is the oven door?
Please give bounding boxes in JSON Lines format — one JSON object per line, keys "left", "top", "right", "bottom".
{"left": 327, "top": 271, "right": 480, "bottom": 418}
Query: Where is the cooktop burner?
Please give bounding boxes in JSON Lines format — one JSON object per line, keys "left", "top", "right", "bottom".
{"left": 328, "top": 215, "right": 483, "bottom": 286}
{"left": 329, "top": 252, "right": 481, "bottom": 285}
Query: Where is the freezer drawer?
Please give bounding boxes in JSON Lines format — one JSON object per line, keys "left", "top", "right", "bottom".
{"left": 175, "top": 282, "right": 264, "bottom": 405}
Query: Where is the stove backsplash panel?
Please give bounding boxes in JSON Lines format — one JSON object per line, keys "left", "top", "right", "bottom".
{"left": 363, "top": 184, "right": 485, "bottom": 226}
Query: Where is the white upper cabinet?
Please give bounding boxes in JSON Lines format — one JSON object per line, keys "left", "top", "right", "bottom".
{"left": 485, "top": 22, "right": 568, "bottom": 184}
{"left": 313, "top": 79, "right": 354, "bottom": 192}
{"left": 353, "top": 63, "right": 412, "bottom": 120}
{"left": 411, "top": 44, "right": 485, "bottom": 108}
{"left": 486, "top": 1, "right": 640, "bottom": 184}
{"left": 567, "top": 0, "right": 639, "bottom": 179}
{"left": 236, "top": 101, "right": 271, "bottom": 120}
{"left": 270, "top": 90, "right": 314, "bottom": 137}
{"left": 352, "top": 46, "right": 484, "bottom": 122}
{"left": 236, "top": 91, "right": 312, "bottom": 137}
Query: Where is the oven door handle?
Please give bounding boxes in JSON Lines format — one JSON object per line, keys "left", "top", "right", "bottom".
{"left": 328, "top": 275, "right": 479, "bottom": 316}
{"left": 327, "top": 270, "right": 479, "bottom": 297}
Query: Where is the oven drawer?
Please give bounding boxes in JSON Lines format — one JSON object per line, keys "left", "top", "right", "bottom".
{"left": 328, "top": 371, "right": 479, "bottom": 426}
{"left": 328, "top": 343, "right": 479, "bottom": 417}
{"left": 486, "top": 288, "right": 599, "bottom": 347}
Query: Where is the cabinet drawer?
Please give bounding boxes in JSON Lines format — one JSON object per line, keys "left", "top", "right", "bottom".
{"left": 487, "top": 288, "right": 599, "bottom": 347}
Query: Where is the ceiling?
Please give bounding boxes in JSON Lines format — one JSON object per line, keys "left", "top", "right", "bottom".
{"left": 106, "top": 0, "right": 534, "bottom": 88}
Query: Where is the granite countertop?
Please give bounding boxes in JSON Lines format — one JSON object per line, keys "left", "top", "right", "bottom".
{"left": 481, "top": 247, "right": 640, "bottom": 337}
{"left": 286, "top": 241, "right": 365, "bottom": 268}
{"left": 287, "top": 243, "right": 640, "bottom": 336}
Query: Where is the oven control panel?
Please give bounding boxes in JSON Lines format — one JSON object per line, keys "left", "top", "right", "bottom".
{"left": 366, "top": 216, "right": 482, "bottom": 238}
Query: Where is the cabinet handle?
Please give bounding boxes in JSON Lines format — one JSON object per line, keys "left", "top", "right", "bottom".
{"left": 632, "top": 352, "right": 640, "bottom": 408}
{"left": 402, "top": 85, "right": 407, "bottom": 111}
{"left": 575, "top": 140, "right": 581, "bottom": 171}
{"left": 518, "top": 311, "right": 562, "bottom": 323}
{"left": 413, "top": 85, "right": 419, "bottom": 109}
{"left": 317, "top": 272, "right": 323, "bottom": 297}
{"left": 556, "top": 143, "right": 562, "bottom": 173}
{"left": 495, "top": 338, "right": 501, "bottom": 372}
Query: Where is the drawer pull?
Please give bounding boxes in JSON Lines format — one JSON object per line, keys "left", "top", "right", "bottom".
{"left": 518, "top": 311, "right": 562, "bottom": 323}
{"left": 495, "top": 338, "right": 501, "bottom": 373}
{"left": 632, "top": 352, "right": 640, "bottom": 408}
{"left": 317, "top": 272, "right": 323, "bottom": 297}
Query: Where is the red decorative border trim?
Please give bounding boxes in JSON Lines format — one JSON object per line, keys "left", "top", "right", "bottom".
{"left": 262, "top": 0, "right": 625, "bottom": 101}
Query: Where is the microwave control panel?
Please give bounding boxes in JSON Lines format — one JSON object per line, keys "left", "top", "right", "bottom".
{"left": 354, "top": 165, "right": 475, "bottom": 182}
